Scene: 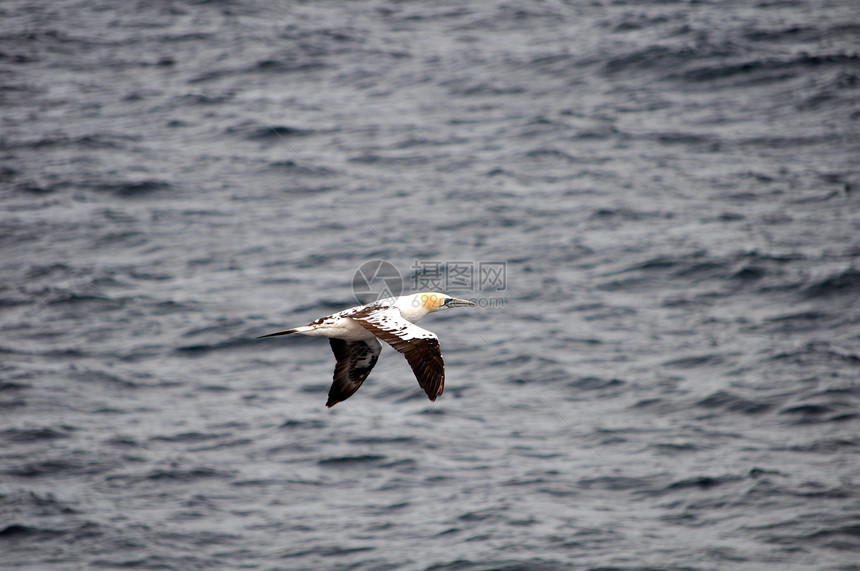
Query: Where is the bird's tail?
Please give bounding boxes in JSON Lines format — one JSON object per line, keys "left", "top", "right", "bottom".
{"left": 257, "top": 326, "right": 312, "bottom": 339}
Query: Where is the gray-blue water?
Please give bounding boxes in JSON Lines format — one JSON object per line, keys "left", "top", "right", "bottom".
{"left": 2, "top": 1, "right": 859, "bottom": 569}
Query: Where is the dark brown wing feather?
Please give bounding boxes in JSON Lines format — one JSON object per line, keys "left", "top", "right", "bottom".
{"left": 326, "top": 338, "right": 382, "bottom": 408}
{"left": 351, "top": 309, "right": 445, "bottom": 401}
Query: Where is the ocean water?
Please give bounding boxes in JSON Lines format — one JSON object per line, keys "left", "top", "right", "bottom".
{"left": 1, "top": 1, "right": 859, "bottom": 569}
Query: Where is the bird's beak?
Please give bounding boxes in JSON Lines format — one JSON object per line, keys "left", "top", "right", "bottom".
{"left": 446, "top": 297, "right": 477, "bottom": 307}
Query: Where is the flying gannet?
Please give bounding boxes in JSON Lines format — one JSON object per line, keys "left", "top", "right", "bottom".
{"left": 259, "top": 292, "right": 476, "bottom": 407}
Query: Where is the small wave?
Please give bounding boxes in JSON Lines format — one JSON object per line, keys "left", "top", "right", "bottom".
{"left": 663, "top": 354, "right": 730, "bottom": 370}
{"left": 347, "top": 153, "right": 430, "bottom": 166}
{"left": 0, "top": 292, "right": 33, "bottom": 307}
{"left": 177, "top": 92, "right": 233, "bottom": 105}
{"left": 488, "top": 354, "right": 560, "bottom": 368}
{"left": 70, "top": 369, "right": 138, "bottom": 389}
{"left": 767, "top": 342, "right": 860, "bottom": 368}
{"left": 806, "top": 386, "right": 860, "bottom": 399}
{"left": 778, "top": 402, "right": 856, "bottom": 425}
{"left": 601, "top": 251, "right": 725, "bottom": 287}
{"left": 25, "top": 263, "right": 74, "bottom": 280}
{"left": 782, "top": 439, "right": 859, "bottom": 453}
{"left": 143, "top": 467, "right": 231, "bottom": 481}
{"left": 565, "top": 376, "right": 625, "bottom": 391}
{"left": 759, "top": 310, "right": 835, "bottom": 335}
{"left": 3, "top": 133, "right": 135, "bottom": 152}
{"left": 660, "top": 474, "right": 744, "bottom": 493}
{"left": 802, "top": 268, "right": 860, "bottom": 299}
{"left": 803, "top": 524, "right": 860, "bottom": 549}
{"left": 629, "top": 398, "right": 682, "bottom": 415}
{"left": 797, "top": 71, "right": 860, "bottom": 111}
{"left": 175, "top": 335, "right": 260, "bottom": 356}
{"left": 0, "top": 381, "right": 29, "bottom": 391}
{"left": 603, "top": 45, "right": 686, "bottom": 75}
{"left": 298, "top": 383, "right": 329, "bottom": 395}
{"left": 0, "top": 397, "right": 26, "bottom": 410}
{"left": 577, "top": 475, "right": 656, "bottom": 491}
{"left": 225, "top": 122, "right": 314, "bottom": 142}
{"left": 748, "top": 518, "right": 860, "bottom": 552}
{"left": 615, "top": 11, "right": 682, "bottom": 32}
{"left": 0, "top": 524, "right": 64, "bottom": 540}
{"left": 0, "top": 426, "right": 73, "bottom": 442}
{"left": 318, "top": 454, "right": 387, "bottom": 466}
{"left": 6, "top": 457, "right": 111, "bottom": 478}
{"left": 730, "top": 264, "right": 766, "bottom": 281}
{"left": 347, "top": 435, "right": 417, "bottom": 445}
{"left": 94, "top": 179, "right": 172, "bottom": 197}
{"left": 279, "top": 545, "right": 374, "bottom": 559}
{"left": 766, "top": 310, "right": 828, "bottom": 326}
{"left": 414, "top": 407, "right": 447, "bottom": 416}
{"left": 598, "top": 249, "right": 821, "bottom": 296}
{"left": 445, "top": 81, "right": 526, "bottom": 97}
{"left": 589, "top": 207, "right": 667, "bottom": 223}
{"left": 254, "top": 59, "right": 326, "bottom": 74}
{"left": 149, "top": 431, "right": 229, "bottom": 443}
{"left": 45, "top": 290, "right": 123, "bottom": 307}
{"left": 1, "top": 491, "right": 78, "bottom": 516}
{"left": 696, "top": 391, "right": 772, "bottom": 415}
{"left": 649, "top": 442, "right": 702, "bottom": 455}
{"left": 650, "top": 131, "right": 722, "bottom": 149}
{"left": 105, "top": 435, "right": 139, "bottom": 447}
{"left": 266, "top": 160, "right": 336, "bottom": 177}
{"left": 742, "top": 24, "right": 818, "bottom": 44}
{"left": 149, "top": 300, "right": 198, "bottom": 315}
{"left": 680, "top": 53, "right": 860, "bottom": 85}
{"left": 279, "top": 419, "right": 326, "bottom": 430}
{"left": 523, "top": 148, "right": 576, "bottom": 162}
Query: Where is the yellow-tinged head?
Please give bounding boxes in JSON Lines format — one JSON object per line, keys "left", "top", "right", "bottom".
{"left": 415, "top": 292, "right": 477, "bottom": 310}
{"left": 395, "top": 292, "right": 476, "bottom": 322}
{"left": 414, "top": 292, "right": 447, "bottom": 311}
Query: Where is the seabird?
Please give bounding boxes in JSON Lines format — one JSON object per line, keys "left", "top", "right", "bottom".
{"left": 259, "top": 292, "right": 476, "bottom": 407}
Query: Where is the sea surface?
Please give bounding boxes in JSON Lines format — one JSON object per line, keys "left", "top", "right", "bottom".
{"left": 1, "top": 1, "right": 859, "bottom": 569}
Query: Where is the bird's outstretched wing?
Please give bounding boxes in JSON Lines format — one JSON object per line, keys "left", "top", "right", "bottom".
{"left": 351, "top": 307, "right": 445, "bottom": 401}
{"left": 326, "top": 337, "right": 382, "bottom": 408}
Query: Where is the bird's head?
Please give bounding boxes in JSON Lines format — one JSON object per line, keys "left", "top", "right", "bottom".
{"left": 416, "top": 292, "right": 476, "bottom": 312}
{"left": 397, "top": 292, "right": 476, "bottom": 319}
